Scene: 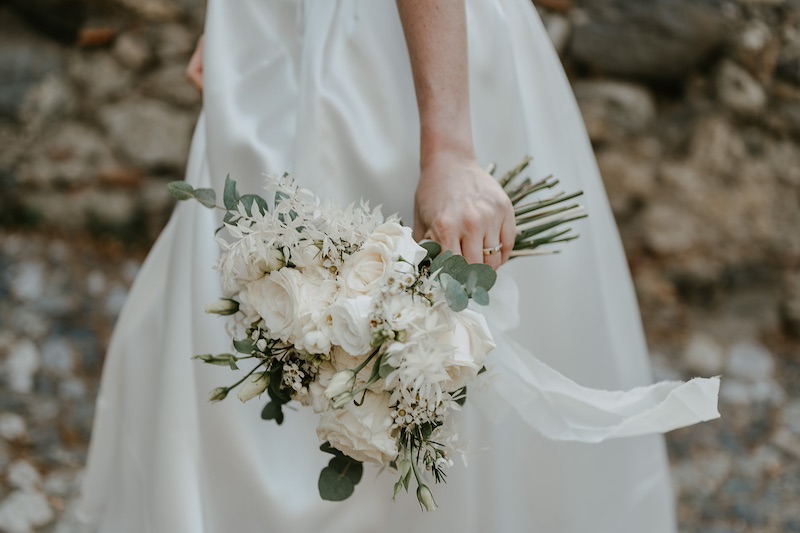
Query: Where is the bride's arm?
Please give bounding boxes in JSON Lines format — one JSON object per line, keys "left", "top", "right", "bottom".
{"left": 396, "top": 0, "right": 515, "bottom": 268}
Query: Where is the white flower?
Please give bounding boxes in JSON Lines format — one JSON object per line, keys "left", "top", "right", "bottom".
{"left": 204, "top": 298, "right": 239, "bottom": 316}
{"left": 316, "top": 391, "right": 398, "bottom": 465}
{"left": 237, "top": 373, "right": 269, "bottom": 403}
{"left": 242, "top": 267, "right": 306, "bottom": 342}
{"left": 325, "top": 370, "right": 357, "bottom": 399}
{"left": 416, "top": 484, "right": 437, "bottom": 512}
{"left": 338, "top": 242, "right": 394, "bottom": 296}
{"left": 444, "top": 309, "right": 496, "bottom": 390}
{"left": 328, "top": 296, "right": 374, "bottom": 355}
{"left": 290, "top": 240, "right": 324, "bottom": 269}
{"left": 366, "top": 221, "right": 427, "bottom": 268}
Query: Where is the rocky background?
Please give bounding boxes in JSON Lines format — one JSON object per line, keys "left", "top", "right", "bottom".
{"left": 0, "top": 0, "right": 799, "bottom": 531}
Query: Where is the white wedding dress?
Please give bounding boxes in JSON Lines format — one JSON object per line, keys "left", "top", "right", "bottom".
{"left": 78, "top": 1, "right": 715, "bottom": 531}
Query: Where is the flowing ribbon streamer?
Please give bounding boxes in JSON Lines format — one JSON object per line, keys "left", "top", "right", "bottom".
{"left": 472, "top": 276, "right": 720, "bottom": 442}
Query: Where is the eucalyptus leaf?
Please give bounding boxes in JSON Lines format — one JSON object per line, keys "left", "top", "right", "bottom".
{"left": 320, "top": 442, "right": 345, "bottom": 458}
{"left": 318, "top": 466, "right": 355, "bottom": 501}
{"left": 167, "top": 181, "right": 195, "bottom": 200}
{"left": 440, "top": 255, "right": 468, "bottom": 280}
{"left": 233, "top": 338, "right": 255, "bottom": 354}
{"left": 429, "top": 250, "right": 454, "bottom": 273}
{"left": 194, "top": 188, "right": 217, "bottom": 208}
{"left": 461, "top": 263, "right": 496, "bottom": 291}
{"left": 443, "top": 276, "right": 469, "bottom": 312}
{"left": 472, "top": 286, "right": 490, "bottom": 306}
{"left": 223, "top": 175, "right": 240, "bottom": 210}
{"left": 330, "top": 456, "right": 363, "bottom": 485}
{"left": 420, "top": 241, "right": 441, "bottom": 260}
{"left": 261, "top": 401, "right": 284, "bottom": 425}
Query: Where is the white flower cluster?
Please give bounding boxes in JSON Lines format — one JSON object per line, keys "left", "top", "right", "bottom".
{"left": 210, "top": 174, "right": 496, "bottom": 503}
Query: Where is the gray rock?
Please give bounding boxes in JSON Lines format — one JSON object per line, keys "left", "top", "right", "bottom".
{"left": 782, "top": 399, "right": 800, "bottom": 435}
{"left": 735, "top": 446, "right": 783, "bottom": 480}
{"left": 113, "top": 32, "right": 154, "bottom": 71}
{"left": 781, "top": 271, "right": 800, "bottom": 337}
{"left": 671, "top": 454, "right": 732, "bottom": 498}
{"left": 100, "top": 98, "right": 195, "bottom": 169}
{"left": 683, "top": 332, "right": 725, "bottom": 376}
{"left": 17, "top": 122, "right": 117, "bottom": 188}
{"left": 641, "top": 203, "right": 699, "bottom": 255}
{"left": 140, "top": 63, "right": 202, "bottom": 108}
{"left": 715, "top": 60, "right": 767, "bottom": 115}
{"left": 4, "top": 0, "right": 88, "bottom": 43}
{"left": 0, "top": 412, "right": 27, "bottom": 441}
{"left": 0, "top": 490, "right": 54, "bottom": 533}
{"left": 720, "top": 376, "right": 785, "bottom": 405}
{"left": 726, "top": 341, "right": 774, "bottom": 381}
{"left": 105, "top": 284, "right": 129, "bottom": 317}
{"left": 41, "top": 337, "right": 75, "bottom": 375}
{"left": 86, "top": 270, "right": 106, "bottom": 298}
{"left": 573, "top": 80, "right": 656, "bottom": 142}
{"left": 596, "top": 144, "right": 657, "bottom": 217}
{"left": 0, "top": 10, "right": 63, "bottom": 120}
{"left": 3, "top": 339, "right": 40, "bottom": 394}
{"left": 10, "top": 261, "right": 45, "bottom": 301}
{"left": 8, "top": 460, "right": 41, "bottom": 491}
{"left": 68, "top": 53, "right": 134, "bottom": 103}
{"left": 154, "top": 22, "right": 197, "bottom": 62}
{"left": 570, "top": 0, "right": 727, "bottom": 80}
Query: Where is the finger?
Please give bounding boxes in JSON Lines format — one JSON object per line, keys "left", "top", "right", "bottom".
{"left": 482, "top": 233, "right": 502, "bottom": 270}
{"left": 499, "top": 207, "right": 516, "bottom": 265}
{"left": 461, "top": 231, "right": 484, "bottom": 265}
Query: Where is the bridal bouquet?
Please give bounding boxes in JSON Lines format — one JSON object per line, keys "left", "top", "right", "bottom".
{"left": 169, "top": 158, "right": 586, "bottom": 510}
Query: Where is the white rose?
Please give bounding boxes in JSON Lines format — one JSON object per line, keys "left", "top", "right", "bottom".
{"left": 445, "top": 309, "right": 496, "bottom": 390}
{"left": 367, "top": 222, "right": 427, "bottom": 267}
{"left": 338, "top": 242, "right": 393, "bottom": 296}
{"left": 290, "top": 240, "right": 324, "bottom": 269}
{"left": 236, "top": 373, "right": 269, "bottom": 403}
{"left": 316, "top": 391, "right": 398, "bottom": 465}
{"left": 329, "top": 296, "right": 374, "bottom": 355}
{"left": 243, "top": 267, "right": 306, "bottom": 342}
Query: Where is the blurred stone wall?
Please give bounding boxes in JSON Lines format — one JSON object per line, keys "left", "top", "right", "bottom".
{"left": 1, "top": 0, "right": 799, "bottom": 337}
{"left": 0, "top": 0, "right": 205, "bottom": 246}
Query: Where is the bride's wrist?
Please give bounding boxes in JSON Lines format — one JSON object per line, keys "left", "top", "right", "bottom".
{"left": 419, "top": 127, "right": 476, "bottom": 170}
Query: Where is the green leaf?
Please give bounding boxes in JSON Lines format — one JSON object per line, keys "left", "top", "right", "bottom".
{"left": 223, "top": 175, "right": 240, "bottom": 210}
{"left": 192, "top": 353, "right": 236, "bottom": 366}
{"left": 420, "top": 241, "right": 441, "bottom": 260}
{"left": 440, "top": 255, "right": 469, "bottom": 279}
{"left": 459, "top": 263, "right": 496, "bottom": 292}
{"left": 261, "top": 401, "right": 284, "bottom": 425}
{"left": 379, "top": 356, "right": 395, "bottom": 379}
{"left": 472, "top": 286, "right": 490, "bottom": 306}
{"left": 441, "top": 273, "right": 469, "bottom": 312}
{"left": 429, "top": 250, "right": 454, "bottom": 273}
{"left": 194, "top": 188, "right": 217, "bottom": 208}
{"left": 240, "top": 194, "right": 269, "bottom": 216}
{"left": 320, "top": 442, "right": 346, "bottom": 458}
{"left": 233, "top": 338, "right": 255, "bottom": 354}
{"left": 167, "top": 181, "right": 195, "bottom": 200}
{"left": 228, "top": 359, "right": 239, "bottom": 371}
{"left": 330, "top": 456, "right": 363, "bottom": 485}
{"left": 318, "top": 466, "right": 355, "bottom": 501}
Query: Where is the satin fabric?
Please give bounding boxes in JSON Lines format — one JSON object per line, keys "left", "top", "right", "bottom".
{"left": 80, "top": 1, "right": 685, "bottom": 531}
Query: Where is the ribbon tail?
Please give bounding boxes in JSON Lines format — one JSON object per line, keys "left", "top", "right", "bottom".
{"left": 471, "top": 330, "right": 720, "bottom": 443}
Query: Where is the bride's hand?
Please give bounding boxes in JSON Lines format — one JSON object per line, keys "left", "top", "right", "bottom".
{"left": 186, "top": 35, "right": 204, "bottom": 93}
{"left": 413, "top": 150, "right": 515, "bottom": 269}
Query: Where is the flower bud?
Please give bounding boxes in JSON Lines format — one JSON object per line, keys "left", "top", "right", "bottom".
{"left": 204, "top": 299, "right": 239, "bottom": 316}
{"left": 208, "top": 387, "right": 229, "bottom": 402}
{"left": 236, "top": 373, "right": 269, "bottom": 403}
{"left": 331, "top": 391, "right": 355, "bottom": 409}
{"left": 416, "top": 483, "right": 437, "bottom": 512}
{"left": 324, "top": 370, "right": 356, "bottom": 400}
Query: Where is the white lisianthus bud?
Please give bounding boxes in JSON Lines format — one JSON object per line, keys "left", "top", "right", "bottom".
{"left": 208, "top": 386, "right": 229, "bottom": 402}
{"left": 325, "top": 370, "right": 357, "bottom": 400}
{"left": 237, "top": 373, "right": 269, "bottom": 403}
{"left": 416, "top": 483, "right": 437, "bottom": 512}
{"left": 204, "top": 298, "right": 239, "bottom": 315}
{"left": 331, "top": 391, "right": 355, "bottom": 409}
